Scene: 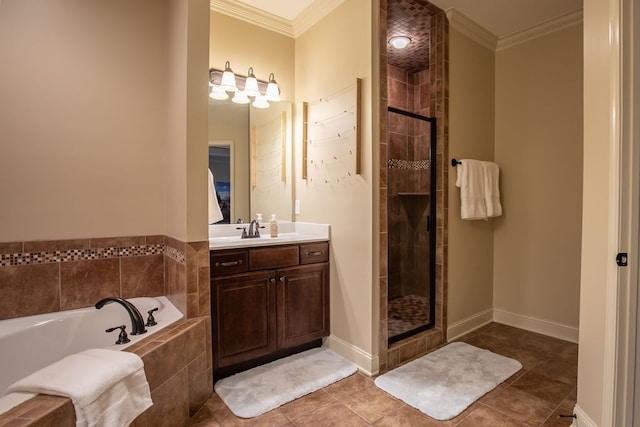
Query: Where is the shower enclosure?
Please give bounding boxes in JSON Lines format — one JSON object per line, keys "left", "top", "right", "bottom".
{"left": 387, "top": 106, "right": 436, "bottom": 344}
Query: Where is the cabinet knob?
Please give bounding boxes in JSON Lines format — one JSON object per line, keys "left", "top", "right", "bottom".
{"left": 270, "top": 278, "right": 276, "bottom": 284}
{"left": 279, "top": 276, "right": 285, "bottom": 283}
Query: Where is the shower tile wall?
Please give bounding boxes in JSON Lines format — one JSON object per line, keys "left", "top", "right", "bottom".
{"left": 379, "top": 0, "right": 449, "bottom": 372}
{"left": 387, "top": 65, "right": 431, "bottom": 299}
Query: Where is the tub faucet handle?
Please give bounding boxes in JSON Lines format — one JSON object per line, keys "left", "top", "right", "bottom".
{"left": 146, "top": 308, "right": 159, "bottom": 327}
{"left": 106, "top": 325, "right": 130, "bottom": 345}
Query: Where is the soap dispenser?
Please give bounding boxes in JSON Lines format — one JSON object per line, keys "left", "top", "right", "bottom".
{"left": 269, "top": 214, "right": 278, "bottom": 238}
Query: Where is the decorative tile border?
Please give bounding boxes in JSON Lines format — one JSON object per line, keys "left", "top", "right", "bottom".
{"left": 0, "top": 242, "right": 185, "bottom": 267}
{"left": 388, "top": 159, "right": 430, "bottom": 170}
{"left": 164, "top": 245, "right": 186, "bottom": 264}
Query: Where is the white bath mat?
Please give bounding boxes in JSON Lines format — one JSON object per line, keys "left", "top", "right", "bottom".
{"left": 214, "top": 347, "right": 357, "bottom": 418}
{"left": 374, "top": 342, "right": 522, "bottom": 420}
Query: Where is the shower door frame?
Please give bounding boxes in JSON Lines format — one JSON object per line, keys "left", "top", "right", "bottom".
{"left": 387, "top": 106, "right": 437, "bottom": 345}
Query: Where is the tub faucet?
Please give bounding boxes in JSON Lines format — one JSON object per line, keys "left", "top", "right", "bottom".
{"left": 95, "top": 297, "right": 147, "bottom": 335}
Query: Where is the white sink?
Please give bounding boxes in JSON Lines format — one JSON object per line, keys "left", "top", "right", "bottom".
{"left": 208, "top": 222, "right": 330, "bottom": 250}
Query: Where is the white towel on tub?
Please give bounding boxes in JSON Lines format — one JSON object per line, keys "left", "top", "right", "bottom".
{"left": 5, "top": 348, "right": 152, "bottom": 427}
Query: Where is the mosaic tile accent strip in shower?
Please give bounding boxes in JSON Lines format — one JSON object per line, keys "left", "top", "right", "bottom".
{"left": 0, "top": 242, "right": 179, "bottom": 267}
{"left": 388, "top": 159, "right": 430, "bottom": 170}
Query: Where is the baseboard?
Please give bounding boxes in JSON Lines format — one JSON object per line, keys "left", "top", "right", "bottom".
{"left": 447, "top": 308, "right": 494, "bottom": 342}
{"left": 323, "top": 335, "right": 379, "bottom": 376}
{"left": 573, "top": 404, "right": 598, "bottom": 427}
{"left": 493, "top": 308, "right": 579, "bottom": 343}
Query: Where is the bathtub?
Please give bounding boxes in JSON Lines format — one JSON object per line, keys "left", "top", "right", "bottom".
{"left": 0, "top": 296, "right": 183, "bottom": 415}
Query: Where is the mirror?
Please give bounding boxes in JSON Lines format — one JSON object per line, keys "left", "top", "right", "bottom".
{"left": 208, "top": 100, "right": 292, "bottom": 223}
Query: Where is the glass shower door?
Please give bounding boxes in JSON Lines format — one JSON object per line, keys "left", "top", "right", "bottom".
{"left": 387, "top": 107, "right": 436, "bottom": 344}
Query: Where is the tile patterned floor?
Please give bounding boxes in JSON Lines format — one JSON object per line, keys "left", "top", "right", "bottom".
{"left": 388, "top": 294, "right": 431, "bottom": 338}
{"left": 189, "top": 323, "right": 578, "bottom": 426}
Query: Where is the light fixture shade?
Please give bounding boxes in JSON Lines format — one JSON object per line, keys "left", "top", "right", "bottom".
{"left": 232, "top": 90, "right": 250, "bottom": 104}
{"left": 210, "top": 85, "right": 229, "bottom": 100}
{"left": 220, "top": 60, "right": 237, "bottom": 92}
{"left": 252, "top": 94, "right": 270, "bottom": 109}
{"left": 265, "top": 73, "right": 281, "bottom": 102}
{"left": 244, "top": 67, "right": 260, "bottom": 97}
{"left": 389, "top": 36, "right": 411, "bottom": 49}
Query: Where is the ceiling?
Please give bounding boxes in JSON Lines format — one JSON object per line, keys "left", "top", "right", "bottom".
{"left": 215, "top": 0, "right": 582, "bottom": 72}
{"left": 224, "top": 0, "right": 581, "bottom": 39}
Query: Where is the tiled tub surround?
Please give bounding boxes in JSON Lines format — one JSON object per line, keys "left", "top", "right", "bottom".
{"left": 0, "top": 235, "right": 210, "bottom": 321}
{"left": 0, "top": 317, "right": 212, "bottom": 426}
{"left": 0, "top": 235, "right": 213, "bottom": 426}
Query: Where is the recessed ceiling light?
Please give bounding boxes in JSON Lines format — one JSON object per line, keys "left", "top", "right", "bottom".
{"left": 388, "top": 36, "right": 411, "bottom": 49}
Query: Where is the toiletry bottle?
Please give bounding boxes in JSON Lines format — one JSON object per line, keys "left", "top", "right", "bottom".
{"left": 270, "top": 214, "right": 278, "bottom": 238}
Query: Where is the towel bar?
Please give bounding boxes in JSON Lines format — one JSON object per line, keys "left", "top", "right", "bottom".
{"left": 451, "top": 159, "right": 462, "bottom": 167}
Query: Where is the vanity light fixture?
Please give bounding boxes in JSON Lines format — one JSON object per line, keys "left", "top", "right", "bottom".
{"left": 265, "top": 73, "right": 281, "bottom": 102}
{"left": 220, "top": 61, "right": 238, "bottom": 92}
{"left": 209, "top": 85, "right": 229, "bottom": 100}
{"left": 388, "top": 36, "right": 411, "bottom": 49}
{"left": 232, "top": 90, "right": 250, "bottom": 104}
{"left": 252, "top": 94, "right": 270, "bottom": 109}
{"left": 209, "top": 61, "right": 282, "bottom": 109}
{"left": 243, "top": 67, "right": 261, "bottom": 97}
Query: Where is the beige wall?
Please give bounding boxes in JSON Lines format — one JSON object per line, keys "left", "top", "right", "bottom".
{"left": 577, "top": 0, "right": 618, "bottom": 422}
{"left": 447, "top": 27, "right": 495, "bottom": 329}
{"left": 0, "top": 0, "right": 169, "bottom": 242}
{"left": 295, "top": 0, "right": 375, "bottom": 357}
{"left": 493, "top": 24, "right": 583, "bottom": 333}
{"left": 0, "top": 0, "right": 209, "bottom": 243}
{"left": 165, "top": 0, "right": 210, "bottom": 243}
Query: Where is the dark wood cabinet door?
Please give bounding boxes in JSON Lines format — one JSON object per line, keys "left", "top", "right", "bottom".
{"left": 212, "top": 270, "right": 277, "bottom": 368}
{"left": 276, "top": 263, "right": 330, "bottom": 349}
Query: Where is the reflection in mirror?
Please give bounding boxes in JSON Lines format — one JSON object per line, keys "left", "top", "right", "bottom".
{"left": 249, "top": 102, "right": 292, "bottom": 222}
{"left": 208, "top": 143, "right": 233, "bottom": 224}
{"left": 208, "top": 100, "right": 292, "bottom": 223}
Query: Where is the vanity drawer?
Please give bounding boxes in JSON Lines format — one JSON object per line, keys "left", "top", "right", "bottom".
{"left": 300, "top": 242, "right": 329, "bottom": 264}
{"left": 211, "top": 250, "right": 248, "bottom": 276}
{"left": 249, "top": 245, "right": 299, "bottom": 270}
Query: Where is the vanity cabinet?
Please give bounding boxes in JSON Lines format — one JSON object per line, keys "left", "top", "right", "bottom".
{"left": 210, "top": 242, "right": 329, "bottom": 379}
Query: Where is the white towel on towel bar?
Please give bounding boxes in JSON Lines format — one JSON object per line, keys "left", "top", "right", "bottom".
{"left": 483, "top": 161, "right": 502, "bottom": 218}
{"left": 455, "top": 159, "right": 487, "bottom": 220}
{"left": 455, "top": 159, "right": 502, "bottom": 220}
{"left": 5, "top": 348, "right": 152, "bottom": 427}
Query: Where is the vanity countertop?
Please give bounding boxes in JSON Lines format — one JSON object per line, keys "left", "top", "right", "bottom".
{"left": 209, "top": 221, "right": 330, "bottom": 250}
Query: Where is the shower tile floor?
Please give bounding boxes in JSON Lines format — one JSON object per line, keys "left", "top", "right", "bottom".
{"left": 189, "top": 322, "right": 578, "bottom": 426}
{"left": 388, "top": 294, "right": 430, "bottom": 337}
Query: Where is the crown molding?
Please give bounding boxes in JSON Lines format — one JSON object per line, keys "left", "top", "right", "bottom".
{"left": 210, "top": 0, "right": 294, "bottom": 38}
{"left": 497, "top": 9, "right": 583, "bottom": 51}
{"left": 445, "top": 8, "right": 498, "bottom": 51}
{"left": 210, "top": 0, "right": 344, "bottom": 39}
{"left": 292, "top": 0, "right": 345, "bottom": 37}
